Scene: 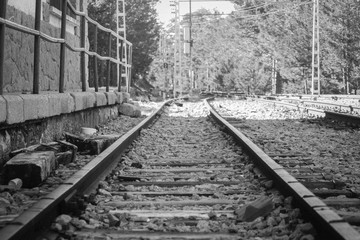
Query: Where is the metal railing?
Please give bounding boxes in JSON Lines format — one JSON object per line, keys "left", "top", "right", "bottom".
{"left": 0, "top": 0, "right": 132, "bottom": 95}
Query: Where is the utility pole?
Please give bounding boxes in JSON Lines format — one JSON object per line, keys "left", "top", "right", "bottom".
{"left": 311, "top": 0, "right": 320, "bottom": 95}
{"left": 189, "top": 0, "right": 193, "bottom": 89}
{"left": 271, "top": 59, "right": 277, "bottom": 95}
{"left": 116, "top": 0, "right": 129, "bottom": 92}
{"left": 171, "top": 0, "right": 181, "bottom": 98}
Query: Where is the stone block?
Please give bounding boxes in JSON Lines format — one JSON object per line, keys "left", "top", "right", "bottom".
{"left": 118, "top": 103, "right": 141, "bottom": 117}
{"left": 235, "top": 196, "right": 273, "bottom": 222}
{"left": 65, "top": 132, "right": 120, "bottom": 155}
{"left": 0, "top": 131, "right": 11, "bottom": 165}
{"left": 70, "top": 92, "right": 96, "bottom": 112}
{"left": 47, "top": 94, "right": 63, "bottom": 116}
{"left": 89, "top": 135, "right": 121, "bottom": 154}
{"left": 20, "top": 95, "right": 38, "bottom": 121}
{"left": 85, "top": 92, "right": 96, "bottom": 109}
{"left": 37, "top": 95, "right": 49, "bottom": 118}
{"left": 4, "top": 151, "right": 56, "bottom": 188}
{"left": 94, "top": 92, "right": 107, "bottom": 107}
{"left": 122, "top": 92, "right": 130, "bottom": 103}
{"left": 105, "top": 92, "right": 117, "bottom": 105}
{"left": 21, "top": 94, "right": 50, "bottom": 120}
{"left": 114, "top": 92, "right": 123, "bottom": 104}
{"left": 60, "top": 93, "right": 75, "bottom": 114}
{"left": 3, "top": 95, "right": 24, "bottom": 124}
{"left": 56, "top": 151, "right": 74, "bottom": 165}
{"left": 0, "top": 96, "right": 6, "bottom": 123}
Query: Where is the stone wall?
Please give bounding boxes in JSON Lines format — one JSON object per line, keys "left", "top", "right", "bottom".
{"left": 4, "top": 4, "right": 82, "bottom": 93}
{"left": 0, "top": 106, "right": 119, "bottom": 166}
{"left": 0, "top": 91, "right": 130, "bottom": 167}
{"left": 0, "top": 1, "right": 134, "bottom": 169}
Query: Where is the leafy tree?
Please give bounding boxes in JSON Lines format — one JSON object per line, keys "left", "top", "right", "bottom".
{"left": 87, "top": 0, "right": 161, "bottom": 88}
{"left": 125, "top": 0, "right": 161, "bottom": 84}
{"left": 150, "top": 0, "right": 360, "bottom": 95}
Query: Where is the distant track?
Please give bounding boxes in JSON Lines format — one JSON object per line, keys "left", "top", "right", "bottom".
{"left": 254, "top": 98, "right": 360, "bottom": 126}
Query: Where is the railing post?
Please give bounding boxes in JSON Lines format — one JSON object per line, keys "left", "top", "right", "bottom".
{"left": 106, "top": 32, "right": 111, "bottom": 92}
{"left": 0, "top": 0, "right": 8, "bottom": 95}
{"left": 128, "top": 45, "right": 132, "bottom": 92}
{"left": 33, "top": 0, "right": 41, "bottom": 94}
{"left": 118, "top": 40, "right": 123, "bottom": 92}
{"left": 94, "top": 25, "right": 98, "bottom": 92}
{"left": 80, "top": 14, "right": 86, "bottom": 91}
{"left": 59, "top": 0, "right": 67, "bottom": 93}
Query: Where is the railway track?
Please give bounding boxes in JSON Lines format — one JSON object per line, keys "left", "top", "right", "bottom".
{"left": 251, "top": 97, "right": 360, "bottom": 126}
{"left": 0, "top": 100, "right": 359, "bottom": 239}
{"left": 211, "top": 99, "right": 360, "bottom": 238}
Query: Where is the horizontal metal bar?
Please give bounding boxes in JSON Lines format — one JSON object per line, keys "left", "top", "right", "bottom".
{"left": 67, "top": 2, "right": 132, "bottom": 45}
{"left": 0, "top": 18, "right": 64, "bottom": 43}
{"left": 0, "top": 18, "right": 129, "bottom": 67}
{"left": 0, "top": 16, "right": 131, "bottom": 47}
{"left": 65, "top": 44, "right": 127, "bottom": 66}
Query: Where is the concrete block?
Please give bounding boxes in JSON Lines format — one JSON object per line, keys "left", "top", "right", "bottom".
{"left": 0, "top": 96, "right": 6, "bottom": 123}
{"left": 94, "top": 92, "right": 107, "bottom": 107}
{"left": 4, "top": 151, "right": 56, "bottom": 188}
{"left": 3, "top": 95, "right": 24, "bottom": 124}
{"left": 105, "top": 92, "right": 117, "bottom": 105}
{"left": 47, "top": 94, "right": 63, "bottom": 116}
{"left": 122, "top": 92, "right": 130, "bottom": 103}
{"left": 114, "top": 92, "right": 124, "bottom": 104}
{"left": 119, "top": 103, "right": 141, "bottom": 117}
{"left": 71, "top": 92, "right": 96, "bottom": 111}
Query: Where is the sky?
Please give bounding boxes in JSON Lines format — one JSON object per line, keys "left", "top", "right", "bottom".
{"left": 156, "top": 0, "right": 236, "bottom": 25}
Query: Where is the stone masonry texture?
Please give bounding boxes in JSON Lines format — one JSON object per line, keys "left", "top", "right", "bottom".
{"left": 0, "top": 105, "right": 119, "bottom": 167}
{"left": 4, "top": 5, "right": 81, "bottom": 93}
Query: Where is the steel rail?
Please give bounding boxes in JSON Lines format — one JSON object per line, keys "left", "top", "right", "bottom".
{"left": 281, "top": 98, "right": 360, "bottom": 113}
{"left": 325, "top": 111, "right": 360, "bottom": 126}
{"left": 0, "top": 101, "right": 170, "bottom": 240}
{"left": 256, "top": 98, "right": 326, "bottom": 117}
{"left": 205, "top": 98, "right": 360, "bottom": 240}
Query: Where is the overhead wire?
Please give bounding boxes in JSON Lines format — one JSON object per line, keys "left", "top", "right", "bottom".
{"left": 233, "top": 1, "right": 312, "bottom": 20}
{"left": 185, "top": 1, "right": 312, "bottom": 19}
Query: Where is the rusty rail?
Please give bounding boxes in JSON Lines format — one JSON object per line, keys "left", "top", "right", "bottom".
{"left": 0, "top": 0, "right": 132, "bottom": 94}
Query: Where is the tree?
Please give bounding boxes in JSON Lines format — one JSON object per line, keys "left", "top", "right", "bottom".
{"left": 150, "top": 0, "right": 360, "bottom": 95}
{"left": 87, "top": 0, "right": 161, "bottom": 87}
{"left": 125, "top": 0, "right": 161, "bottom": 84}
